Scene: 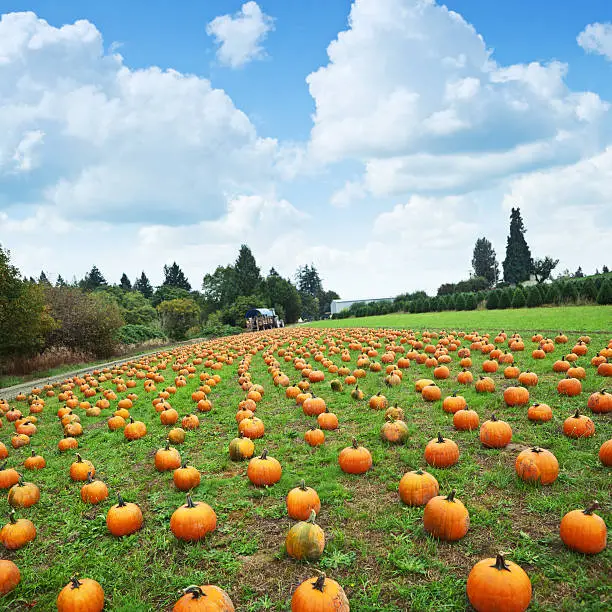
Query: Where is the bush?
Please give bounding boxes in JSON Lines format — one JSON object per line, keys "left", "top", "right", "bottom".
{"left": 157, "top": 298, "right": 200, "bottom": 340}
{"left": 597, "top": 279, "right": 612, "bottom": 305}
{"left": 486, "top": 291, "right": 499, "bottom": 310}
{"left": 497, "top": 289, "right": 511, "bottom": 309}
{"left": 117, "top": 325, "right": 167, "bottom": 345}
{"left": 464, "top": 293, "right": 477, "bottom": 310}
{"left": 454, "top": 294, "right": 466, "bottom": 311}
{"left": 526, "top": 286, "right": 542, "bottom": 308}
{"left": 580, "top": 278, "right": 598, "bottom": 302}
{"left": 200, "top": 324, "right": 242, "bottom": 338}
{"left": 512, "top": 287, "right": 526, "bottom": 308}
{"left": 45, "top": 287, "right": 124, "bottom": 358}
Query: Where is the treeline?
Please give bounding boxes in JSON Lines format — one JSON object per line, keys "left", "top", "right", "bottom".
{"left": 0, "top": 243, "right": 339, "bottom": 373}
{"left": 334, "top": 207, "right": 611, "bottom": 320}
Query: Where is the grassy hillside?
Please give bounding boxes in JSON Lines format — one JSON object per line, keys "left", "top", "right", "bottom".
{"left": 310, "top": 306, "right": 612, "bottom": 333}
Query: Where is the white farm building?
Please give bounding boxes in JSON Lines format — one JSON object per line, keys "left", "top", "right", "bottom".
{"left": 330, "top": 297, "right": 394, "bottom": 316}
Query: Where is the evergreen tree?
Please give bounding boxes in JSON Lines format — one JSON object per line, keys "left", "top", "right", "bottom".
{"left": 603, "top": 265, "right": 610, "bottom": 274}
{"left": 55, "top": 274, "right": 66, "bottom": 288}
{"left": 437, "top": 296, "right": 448, "bottom": 311}
{"left": 471, "top": 238, "right": 499, "bottom": 287}
{"left": 295, "top": 264, "right": 323, "bottom": 297}
{"left": 454, "top": 294, "right": 466, "bottom": 311}
{"left": 134, "top": 271, "right": 154, "bottom": 299}
{"left": 162, "top": 262, "right": 191, "bottom": 291}
{"left": 580, "top": 278, "right": 598, "bottom": 302}
{"left": 486, "top": 291, "right": 499, "bottom": 310}
{"left": 202, "top": 266, "right": 237, "bottom": 309}
{"left": 563, "top": 281, "right": 578, "bottom": 303}
{"left": 464, "top": 293, "right": 477, "bottom": 310}
{"left": 596, "top": 278, "right": 612, "bottom": 304}
{"left": 38, "top": 271, "right": 51, "bottom": 286}
{"left": 511, "top": 287, "right": 526, "bottom": 308}
{"left": 497, "top": 289, "right": 511, "bottom": 309}
{"left": 119, "top": 273, "right": 132, "bottom": 291}
{"left": 502, "top": 208, "right": 533, "bottom": 284}
{"left": 80, "top": 265, "right": 107, "bottom": 291}
{"left": 526, "top": 286, "right": 542, "bottom": 308}
{"left": 264, "top": 270, "right": 301, "bottom": 324}
{"left": 234, "top": 245, "right": 261, "bottom": 296}
{"left": 574, "top": 267, "right": 584, "bottom": 278}
{"left": 446, "top": 294, "right": 457, "bottom": 310}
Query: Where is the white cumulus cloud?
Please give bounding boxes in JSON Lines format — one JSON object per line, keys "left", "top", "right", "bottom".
{"left": 577, "top": 22, "right": 612, "bottom": 61}
{"left": 207, "top": 1, "right": 274, "bottom": 68}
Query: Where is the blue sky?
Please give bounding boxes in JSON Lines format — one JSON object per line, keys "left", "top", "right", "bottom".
{"left": 0, "top": 0, "right": 611, "bottom": 296}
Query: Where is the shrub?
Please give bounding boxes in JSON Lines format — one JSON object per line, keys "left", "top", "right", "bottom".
{"left": 454, "top": 294, "right": 466, "bottom": 311}
{"left": 200, "top": 324, "right": 242, "bottom": 338}
{"left": 597, "top": 279, "right": 612, "bottom": 305}
{"left": 497, "top": 289, "right": 511, "bottom": 309}
{"left": 512, "top": 287, "right": 526, "bottom": 308}
{"left": 117, "top": 325, "right": 167, "bottom": 345}
{"left": 526, "top": 286, "right": 542, "bottom": 308}
{"left": 464, "top": 293, "right": 477, "bottom": 310}
{"left": 157, "top": 298, "right": 200, "bottom": 340}
{"left": 486, "top": 291, "right": 499, "bottom": 310}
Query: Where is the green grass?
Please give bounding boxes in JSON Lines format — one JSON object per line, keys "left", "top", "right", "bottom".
{"left": 0, "top": 325, "right": 610, "bottom": 611}
{"left": 310, "top": 305, "right": 612, "bottom": 333}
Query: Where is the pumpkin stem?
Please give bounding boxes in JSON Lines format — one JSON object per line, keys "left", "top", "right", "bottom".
{"left": 17, "top": 475, "right": 24, "bottom": 486}
{"left": 446, "top": 490, "right": 456, "bottom": 502}
{"left": 31, "top": 450, "right": 36, "bottom": 457}
{"left": 573, "top": 409, "right": 580, "bottom": 418}
{"left": 86, "top": 471, "right": 94, "bottom": 483}
{"left": 415, "top": 468, "right": 424, "bottom": 475}
{"left": 307, "top": 509, "right": 317, "bottom": 523}
{"left": 185, "top": 493, "right": 196, "bottom": 508}
{"left": 491, "top": 413, "right": 498, "bottom": 421}
{"left": 69, "top": 576, "right": 82, "bottom": 589}
{"left": 183, "top": 585, "right": 205, "bottom": 599}
{"left": 299, "top": 480, "right": 307, "bottom": 491}
{"left": 117, "top": 493, "right": 126, "bottom": 507}
{"left": 165, "top": 440, "right": 171, "bottom": 450}
{"left": 181, "top": 460, "right": 189, "bottom": 469}
{"left": 530, "top": 447, "right": 543, "bottom": 453}
{"left": 583, "top": 501, "right": 600, "bottom": 515}
{"left": 351, "top": 438, "right": 359, "bottom": 449}
{"left": 312, "top": 573, "right": 326, "bottom": 592}
{"left": 492, "top": 554, "right": 511, "bottom": 571}
{"left": 260, "top": 449, "right": 268, "bottom": 460}
{"left": 436, "top": 433, "right": 445, "bottom": 443}
{"left": 8, "top": 509, "right": 16, "bottom": 524}
{"left": 75, "top": 453, "right": 83, "bottom": 463}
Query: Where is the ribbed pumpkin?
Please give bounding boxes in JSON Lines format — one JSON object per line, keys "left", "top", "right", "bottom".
{"left": 8, "top": 478, "right": 40, "bottom": 508}
{"left": 286, "top": 480, "right": 321, "bottom": 520}
{"left": 527, "top": 402, "right": 552, "bottom": 422}
{"left": 170, "top": 493, "right": 216, "bottom": 541}
{"left": 563, "top": 410, "right": 595, "bottom": 438}
{"left": 238, "top": 417, "right": 265, "bottom": 439}
{"left": 155, "top": 440, "right": 181, "bottom": 472}
{"left": 228, "top": 434, "right": 255, "bottom": 461}
{"left": 560, "top": 502, "right": 607, "bottom": 554}
{"left": 70, "top": 454, "right": 95, "bottom": 481}
{"left": 173, "top": 462, "right": 201, "bottom": 491}
{"left": 0, "top": 559, "right": 20, "bottom": 595}
{"left": 423, "top": 490, "right": 469, "bottom": 541}
{"left": 338, "top": 439, "right": 372, "bottom": 474}
{"left": 442, "top": 393, "right": 467, "bottom": 414}
{"left": 317, "top": 409, "right": 339, "bottom": 430}
{"left": 57, "top": 577, "right": 105, "bottom": 612}
{"left": 106, "top": 493, "right": 143, "bottom": 537}
{"left": 503, "top": 386, "right": 530, "bottom": 406}
{"left": 285, "top": 510, "right": 325, "bottom": 561}
{"left": 424, "top": 433, "right": 459, "bottom": 468}
{"left": 380, "top": 419, "right": 409, "bottom": 444}
{"left": 479, "top": 415, "right": 512, "bottom": 449}
{"left": 557, "top": 376, "right": 582, "bottom": 396}
{"left": 0, "top": 509, "right": 36, "bottom": 549}
{"left": 515, "top": 447, "right": 559, "bottom": 485}
{"left": 80, "top": 473, "right": 109, "bottom": 504}
{"left": 453, "top": 408, "right": 479, "bottom": 431}
{"left": 247, "top": 450, "right": 282, "bottom": 486}
{"left": 291, "top": 574, "right": 349, "bottom": 612}
{"left": 587, "top": 389, "right": 612, "bottom": 414}
{"left": 172, "top": 585, "right": 235, "bottom": 612}
{"left": 467, "top": 554, "right": 532, "bottom": 612}
{"left": 398, "top": 469, "right": 439, "bottom": 506}
{"left": 600, "top": 439, "right": 612, "bottom": 466}
{"left": 304, "top": 427, "right": 325, "bottom": 447}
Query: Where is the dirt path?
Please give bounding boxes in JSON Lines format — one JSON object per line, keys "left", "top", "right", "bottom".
{"left": 0, "top": 338, "right": 206, "bottom": 401}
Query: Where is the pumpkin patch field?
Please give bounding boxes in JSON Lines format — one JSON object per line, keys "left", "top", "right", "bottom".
{"left": 0, "top": 326, "right": 610, "bottom": 611}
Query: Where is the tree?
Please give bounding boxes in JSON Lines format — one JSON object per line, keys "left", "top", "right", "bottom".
{"left": 580, "top": 278, "right": 598, "bottom": 302}
{"left": 264, "top": 272, "right": 301, "bottom": 324}
{"left": 472, "top": 238, "right": 499, "bottom": 287}
{"left": 295, "top": 264, "right": 323, "bottom": 297}
{"left": 511, "top": 287, "right": 526, "bottom": 308}
{"left": 0, "top": 246, "right": 56, "bottom": 359}
{"left": 603, "top": 265, "right": 610, "bottom": 274}
{"left": 597, "top": 278, "right": 612, "bottom": 304}
{"left": 497, "top": 289, "right": 511, "bottom": 309}
{"left": 80, "top": 265, "right": 107, "bottom": 292}
{"left": 532, "top": 257, "right": 559, "bottom": 284}
{"left": 157, "top": 298, "right": 200, "bottom": 339}
{"left": 574, "top": 267, "right": 584, "bottom": 278}
{"left": 120, "top": 291, "right": 158, "bottom": 326}
{"left": 151, "top": 286, "right": 191, "bottom": 308}
{"left": 502, "top": 208, "right": 533, "bottom": 284}
{"left": 437, "top": 283, "right": 456, "bottom": 296}
{"left": 300, "top": 293, "right": 320, "bottom": 320}
{"left": 133, "top": 272, "right": 154, "bottom": 299}
{"left": 55, "top": 275, "right": 66, "bottom": 288}
{"left": 119, "top": 273, "right": 132, "bottom": 291}
{"left": 162, "top": 262, "right": 191, "bottom": 291}
{"left": 486, "top": 291, "right": 499, "bottom": 310}
{"left": 456, "top": 277, "right": 489, "bottom": 293}
{"left": 221, "top": 295, "right": 262, "bottom": 327}
{"left": 45, "top": 287, "right": 123, "bottom": 358}
{"left": 526, "top": 286, "right": 542, "bottom": 308}
{"left": 38, "top": 271, "right": 51, "bottom": 286}
{"left": 318, "top": 289, "right": 340, "bottom": 318}
{"left": 234, "top": 245, "right": 261, "bottom": 297}
{"left": 464, "top": 293, "right": 477, "bottom": 310}
{"left": 201, "top": 266, "right": 237, "bottom": 309}
{"left": 454, "top": 294, "right": 466, "bottom": 311}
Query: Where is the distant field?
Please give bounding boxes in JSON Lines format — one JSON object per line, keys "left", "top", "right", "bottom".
{"left": 309, "top": 306, "right": 612, "bottom": 333}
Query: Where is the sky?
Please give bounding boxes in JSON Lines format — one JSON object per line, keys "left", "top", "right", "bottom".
{"left": 0, "top": 0, "right": 611, "bottom": 299}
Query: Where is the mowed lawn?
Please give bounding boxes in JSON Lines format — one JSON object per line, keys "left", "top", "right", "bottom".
{"left": 0, "top": 325, "right": 610, "bottom": 611}
{"left": 309, "top": 306, "right": 612, "bottom": 333}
